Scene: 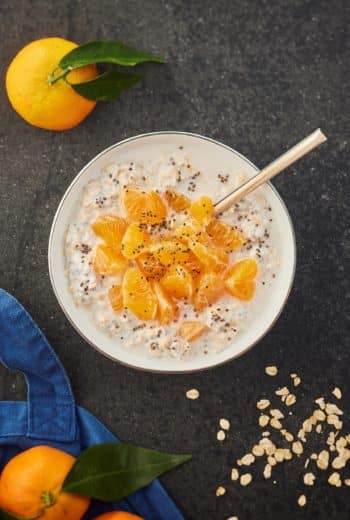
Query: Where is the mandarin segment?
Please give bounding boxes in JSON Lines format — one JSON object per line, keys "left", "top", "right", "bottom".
{"left": 175, "top": 219, "right": 208, "bottom": 244}
{"left": 164, "top": 189, "right": 191, "bottom": 212}
{"left": 91, "top": 214, "right": 127, "bottom": 249}
{"left": 152, "top": 281, "right": 178, "bottom": 325}
{"left": 122, "top": 267, "right": 158, "bottom": 320}
{"left": 137, "top": 252, "right": 166, "bottom": 281}
{"left": 150, "top": 240, "right": 191, "bottom": 267}
{"left": 178, "top": 321, "right": 208, "bottom": 342}
{"left": 109, "top": 284, "right": 124, "bottom": 312}
{"left": 123, "top": 187, "right": 167, "bottom": 224}
{"left": 92, "top": 244, "right": 128, "bottom": 275}
{"left": 193, "top": 271, "right": 225, "bottom": 311}
{"left": 207, "top": 218, "right": 244, "bottom": 251}
{"left": 189, "top": 240, "right": 228, "bottom": 272}
{"left": 161, "top": 264, "right": 193, "bottom": 300}
{"left": 190, "top": 196, "right": 214, "bottom": 225}
{"left": 224, "top": 259, "right": 258, "bottom": 301}
{"left": 121, "top": 223, "right": 149, "bottom": 259}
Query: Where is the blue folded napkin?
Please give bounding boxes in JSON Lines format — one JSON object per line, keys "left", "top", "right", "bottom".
{"left": 0, "top": 289, "right": 184, "bottom": 520}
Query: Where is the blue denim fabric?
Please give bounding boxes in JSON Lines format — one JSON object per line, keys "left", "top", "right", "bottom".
{"left": 0, "top": 289, "right": 184, "bottom": 520}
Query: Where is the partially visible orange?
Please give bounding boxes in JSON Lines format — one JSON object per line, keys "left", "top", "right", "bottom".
{"left": 6, "top": 38, "right": 98, "bottom": 130}
{"left": 94, "top": 512, "right": 143, "bottom": 520}
{"left": 136, "top": 252, "right": 166, "bottom": 281}
{"left": 93, "top": 244, "right": 128, "bottom": 275}
{"left": 175, "top": 219, "right": 208, "bottom": 244}
{"left": 0, "top": 445, "right": 90, "bottom": 519}
{"left": 149, "top": 241, "right": 191, "bottom": 267}
{"left": 225, "top": 258, "right": 258, "bottom": 301}
{"left": 122, "top": 267, "right": 158, "bottom": 320}
{"left": 92, "top": 215, "right": 128, "bottom": 250}
{"left": 123, "top": 187, "right": 167, "bottom": 224}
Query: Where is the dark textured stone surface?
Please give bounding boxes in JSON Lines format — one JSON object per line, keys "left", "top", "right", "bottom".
{"left": 0, "top": 1, "right": 349, "bottom": 518}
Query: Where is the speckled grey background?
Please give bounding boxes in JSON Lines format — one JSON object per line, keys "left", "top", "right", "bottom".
{"left": 0, "top": 0, "right": 349, "bottom": 518}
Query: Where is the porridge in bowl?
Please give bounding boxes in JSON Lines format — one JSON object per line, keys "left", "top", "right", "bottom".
{"left": 65, "top": 148, "right": 279, "bottom": 360}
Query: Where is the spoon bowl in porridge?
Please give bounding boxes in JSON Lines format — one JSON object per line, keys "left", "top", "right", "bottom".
{"left": 48, "top": 132, "right": 296, "bottom": 372}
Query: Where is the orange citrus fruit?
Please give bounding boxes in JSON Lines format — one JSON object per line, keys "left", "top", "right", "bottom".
{"left": 189, "top": 240, "right": 228, "bottom": 272}
{"left": 178, "top": 321, "right": 208, "bottom": 342}
{"left": 206, "top": 218, "right": 244, "bottom": 252}
{"left": 6, "top": 38, "right": 98, "bottom": 131}
{"left": 149, "top": 240, "right": 191, "bottom": 267}
{"left": 175, "top": 219, "right": 208, "bottom": 244}
{"left": 161, "top": 264, "right": 193, "bottom": 300}
{"left": 92, "top": 215, "right": 128, "bottom": 250}
{"left": 94, "top": 513, "right": 143, "bottom": 520}
{"left": 190, "top": 196, "right": 213, "bottom": 225}
{"left": 152, "top": 281, "right": 178, "bottom": 324}
{"left": 164, "top": 189, "right": 191, "bottom": 212}
{"left": 122, "top": 267, "right": 158, "bottom": 320}
{"left": 121, "top": 223, "right": 149, "bottom": 259}
{"left": 0, "top": 445, "right": 90, "bottom": 519}
{"left": 136, "top": 252, "right": 166, "bottom": 281}
{"left": 224, "top": 258, "right": 258, "bottom": 300}
{"left": 109, "top": 284, "right": 124, "bottom": 312}
{"left": 123, "top": 187, "right": 167, "bottom": 224}
{"left": 193, "top": 271, "right": 225, "bottom": 311}
{"left": 93, "top": 244, "right": 128, "bottom": 275}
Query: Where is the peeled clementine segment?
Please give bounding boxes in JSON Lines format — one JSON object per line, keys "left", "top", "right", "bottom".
{"left": 174, "top": 219, "right": 208, "bottom": 244}
{"left": 137, "top": 252, "right": 166, "bottom": 281}
{"left": 207, "top": 218, "right": 244, "bottom": 251}
{"left": 178, "top": 321, "right": 208, "bottom": 342}
{"left": 152, "top": 281, "right": 178, "bottom": 325}
{"left": 121, "top": 223, "right": 149, "bottom": 259}
{"left": 181, "top": 252, "right": 203, "bottom": 278}
{"left": 91, "top": 214, "right": 127, "bottom": 249}
{"left": 122, "top": 267, "right": 158, "bottom": 320}
{"left": 224, "top": 258, "right": 258, "bottom": 301}
{"left": 193, "top": 271, "right": 225, "bottom": 311}
{"left": 149, "top": 241, "right": 191, "bottom": 267}
{"left": 161, "top": 264, "right": 193, "bottom": 300}
{"left": 92, "top": 244, "right": 128, "bottom": 275}
{"left": 190, "top": 196, "right": 213, "bottom": 225}
{"left": 123, "top": 187, "right": 167, "bottom": 224}
{"left": 189, "top": 240, "right": 228, "bottom": 272}
{"left": 108, "top": 284, "right": 124, "bottom": 312}
{"left": 164, "top": 189, "right": 191, "bottom": 212}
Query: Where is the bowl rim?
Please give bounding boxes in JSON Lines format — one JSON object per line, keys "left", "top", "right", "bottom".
{"left": 48, "top": 131, "right": 296, "bottom": 373}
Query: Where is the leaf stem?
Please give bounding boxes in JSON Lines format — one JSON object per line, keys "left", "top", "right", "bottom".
{"left": 47, "top": 67, "right": 71, "bottom": 85}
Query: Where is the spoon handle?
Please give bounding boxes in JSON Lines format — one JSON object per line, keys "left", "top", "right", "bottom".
{"left": 214, "top": 128, "right": 327, "bottom": 215}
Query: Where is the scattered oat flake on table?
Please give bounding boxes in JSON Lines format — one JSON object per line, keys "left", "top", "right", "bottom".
{"left": 304, "top": 472, "right": 316, "bottom": 486}
{"left": 240, "top": 473, "right": 252, "bottom": 486}
{"left": 265, "top": 365, "right": 278, "bottom": 376}
{"left": 217, "top": 430, "right": 226, "bottom": 441}
{"left": 215, "top": 486, "right": 226, "bottom": 497}
{"left": 257, "top": 399, "right": 270, "bottom": 410}
{"left": 231, "top": 468, "right": 239, "bottom": 480}
{"left": 285, "top": 394, "right": 297, "bottom": 406}
{"left": 332, "top": 387, "right": 342, "bottom": 399}
{"left": 227, "top": 517, "right": 238, "bottom": 520}
{"left": 298, "top": 494, "right": 307, "bottom": 507}
{"left": 328, "top": 472, "right": 342, "bottom": 487}
{"left": 220, "top": 418, "right": 231, "bottom": 431}
{"left": 259, "top": 414, "right": 270, "bottom": 427}
{"left": 186, "top": 388, "right": 199, "bottom": 400}
{"left": 293, "top": 376, "right": 301, "bottom": 387}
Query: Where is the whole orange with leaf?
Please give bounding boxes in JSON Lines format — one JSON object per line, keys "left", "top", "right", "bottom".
{"left": 0, "top": 445, "right": 90, "bottom": 519}
{"left": 6, "top": 38, "right": 97, "bottom": 131}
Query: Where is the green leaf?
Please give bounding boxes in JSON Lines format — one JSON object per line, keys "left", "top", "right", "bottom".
{"left": 69, "top": 70, "right": 141, "bottom": 101}
{"left": 59, "top": 41, "right": 166, "bottom": 69}
{"left": 62, "top": 442, "right": 191, "bottom": 501}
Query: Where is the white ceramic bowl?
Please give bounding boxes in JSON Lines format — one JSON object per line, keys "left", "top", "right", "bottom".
{"left": 48, "top": 132, "right": 296, "bottom": 373}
